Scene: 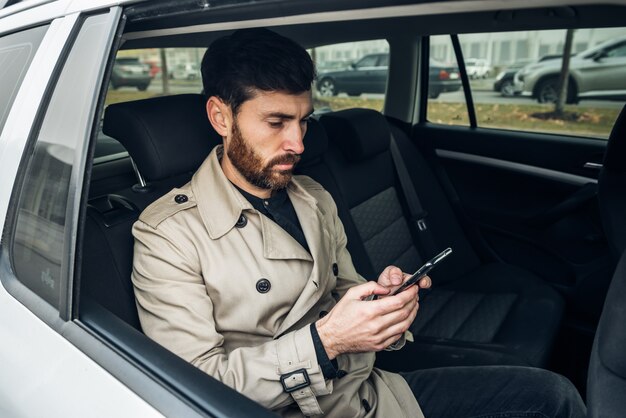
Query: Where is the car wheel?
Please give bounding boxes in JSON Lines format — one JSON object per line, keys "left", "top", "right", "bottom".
{"left": 536, "top": 77, "right": 577, "bottom": 104}
{"left": 137, "top": 84, "right": 149, "bottom": 91}
{"left": 500, "top": 80, "right": 515, "bottom": 97}
{"left": 428, "top": 89, "right": 441, "bottom": 99}
{"left": 318, "top": 78, "right": 337, "bottom": 97}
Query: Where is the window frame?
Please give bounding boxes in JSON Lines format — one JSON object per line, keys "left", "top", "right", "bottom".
{"left": 1, "top": 9, "right": 119, "bottom": 323}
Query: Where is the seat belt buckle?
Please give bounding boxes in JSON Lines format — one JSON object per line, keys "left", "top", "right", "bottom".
{"left": 414, "top": 211, "right": 428, "bottom": 231}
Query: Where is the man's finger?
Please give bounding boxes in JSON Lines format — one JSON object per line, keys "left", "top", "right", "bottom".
{"left": 378, "top": 265, "right": 404, "bottom": 287}
{"left": 418, "top": 275, "right": 432, "bottom": 289}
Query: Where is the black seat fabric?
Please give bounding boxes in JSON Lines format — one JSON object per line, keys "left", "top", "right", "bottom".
{"left": 82, "top": 198, "right": 141, "bottom": 329}
{"left": 83, "top": 94, "right": 222, "bottom": 327}
{"left": 103, "top": 94, "right": 218, "bottom": 182}
{"left": 317, "top": 108, "right": 564, "bottom": 370}
{"left": 587, "top": 249, "right": 626, "bottom": 418}
{"left": 598, "top": 104, "right": 626, "bottom": 261}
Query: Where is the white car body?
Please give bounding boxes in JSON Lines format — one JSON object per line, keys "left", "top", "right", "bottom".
{"left": 465, "top": 58, "right": 491, "bottom": 79}
{"left": 514, "top": 35, "right": 626, "bottom": 102}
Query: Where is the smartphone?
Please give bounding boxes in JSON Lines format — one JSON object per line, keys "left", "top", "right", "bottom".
{"left": 391, "top": 247, "right": 452, "bottom": 296}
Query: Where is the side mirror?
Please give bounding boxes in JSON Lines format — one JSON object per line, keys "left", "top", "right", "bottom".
{"left": 349, "top": 62, "right": 356, "bottom": 70}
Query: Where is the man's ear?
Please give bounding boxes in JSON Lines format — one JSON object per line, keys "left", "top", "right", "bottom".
{"left": 206, "top": 96, "right": 231, "bottom": 138}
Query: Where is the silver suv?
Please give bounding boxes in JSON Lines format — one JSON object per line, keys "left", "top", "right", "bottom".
{"left": 515, "top": 35, "right": 626, "bottom": 103}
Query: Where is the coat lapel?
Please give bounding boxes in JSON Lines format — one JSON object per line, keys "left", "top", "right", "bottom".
{"left": 274, "top": 180, "right": 333, "bottom": 336}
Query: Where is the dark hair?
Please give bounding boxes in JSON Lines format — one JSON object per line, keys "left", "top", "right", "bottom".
{"left": 201, "top": 28, "right": 315, "bottom": 113}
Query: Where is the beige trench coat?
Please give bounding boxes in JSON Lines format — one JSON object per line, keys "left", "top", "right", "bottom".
{"left": 132, "top": 146, "right": 424, "bottom": 418}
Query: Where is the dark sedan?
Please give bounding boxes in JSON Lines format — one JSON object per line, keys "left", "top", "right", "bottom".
{"left": 316, "top": 53, "right": 461, "bottom": 98}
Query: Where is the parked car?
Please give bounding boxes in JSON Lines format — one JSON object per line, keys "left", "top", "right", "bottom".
{"left": 316, "top": 54, "right": 461, "bottom": 98}
{"left": 465, "top": 58, "right": 491, "bottom": 79}
{"left": 494, "top": 56, "right": 566, "bottom": 96}
{"left": 493, "top": 63, "right": 526, "bottom": 96}
{"left": 169, "top": 63, "right": 200, "bottom": 80}
{"left": 428, "top": 58, "right": 462, "bottom": 98}
{"left": 515, "top": 36, "right": 626, "bottom": 103}
{"left": 111, "top": 57, "right": 151, "bottom": 90}
{"left": 316, "top": 53, "right": 389, "bottom": 96}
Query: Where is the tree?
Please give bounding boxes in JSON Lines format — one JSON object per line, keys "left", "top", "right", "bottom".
{"left": 160, "top": 48, "right": 170, "bottom": 95}
{"left": 555, "top": 29, "right": 575, "bottom": 117}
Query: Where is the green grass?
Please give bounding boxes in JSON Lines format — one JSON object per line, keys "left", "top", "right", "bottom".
{"left": 105, "top": 91, "right": 619, "bottom": 140}
{"left": 427, "top": 102, "right": 619, "bottom": 139}
{"left": 316, "top": 96, "right": 618, "bottom": 139}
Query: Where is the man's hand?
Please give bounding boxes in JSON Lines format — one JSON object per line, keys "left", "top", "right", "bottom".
{"left": 315, "top": 280, "right": 419, "bottom": 360}
{"left": 377, "top": 265, "right": 432, "bottom": 296}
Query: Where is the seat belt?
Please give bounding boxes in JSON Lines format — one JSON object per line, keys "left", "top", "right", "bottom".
{"left": 389, "top": 132, "right": 438, "bottom": 259}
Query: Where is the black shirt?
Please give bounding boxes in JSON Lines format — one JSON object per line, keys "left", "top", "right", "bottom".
{"left": 234, "top": 184, "right": 338, "bottom": 380}
{"left": 235, "top": 186, "right": 309, "bottom": 253}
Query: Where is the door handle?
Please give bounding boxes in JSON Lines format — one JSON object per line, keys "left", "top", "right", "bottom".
{"left": 584, "top": 162, "right": 603, "bottom": 170}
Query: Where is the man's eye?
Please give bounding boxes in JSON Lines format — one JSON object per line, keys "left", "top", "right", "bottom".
{"left": 268, "top": 121, "right": 283, "bottom": 128}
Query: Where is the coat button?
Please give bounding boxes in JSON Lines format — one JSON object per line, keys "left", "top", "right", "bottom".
{"left": 256, "top": 278, "right": 271, "bottom": 293}
{"left": 235, "top": 214, "right": 247, "bottom": 228}
{"left": 319, "top": 310, "right": 328, "bottom": 318}
{"left": 174, "top": 194, "right": 188, "bottom": 204}
{"left": 332, "top": 263, "right": 339, "bottom": 276}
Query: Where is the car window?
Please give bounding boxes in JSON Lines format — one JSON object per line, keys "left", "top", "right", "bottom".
{"left": 11, "top": 13, "right": 113, "bottom": 309}
{"left": 106, "top": 47, "right": 205, "bottom": 107}
{"left": 103, "top": 41, "right": 390, "bottom": 142}
{"left": 427, "top": 35, "right": 468, "bottom": 126}
{"left": 429, "top": 28, "right": 626, "bottom": 139}
{"left": 0, "top": 25, "right": 48, "bottom": 137}
{"left": 355, "top": 54, "right": 379, "bottom": 68}
{"left": 606, "top": 41, "right": 626, "bottom": 58}
{"left": 313, "top": 40, "right": 389, "bottom": 112}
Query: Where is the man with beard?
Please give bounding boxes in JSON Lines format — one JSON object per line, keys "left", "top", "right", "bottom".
{"left": 131, "top": 29, "right": 585, "bottom": 418}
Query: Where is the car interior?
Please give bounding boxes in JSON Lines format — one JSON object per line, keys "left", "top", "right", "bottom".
{"left": 63, "top": 1, "right": 626, "bottom": 415}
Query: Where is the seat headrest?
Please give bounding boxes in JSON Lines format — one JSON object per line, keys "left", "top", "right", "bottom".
{"left": 319, "top": 108, "right": 390, "bottom": 162}
{"left": 603, "top": 104, "right": 626, "bottom": 173}
{"left": 103, "top": 94, "right": 221, "bottom": 181}
{"left": 299, "top": 118, "right": 329, "bottom": 167}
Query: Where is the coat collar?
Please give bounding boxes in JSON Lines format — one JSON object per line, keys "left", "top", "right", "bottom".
{"left": 191, "top": 146, "right": 322, "bottom": 262}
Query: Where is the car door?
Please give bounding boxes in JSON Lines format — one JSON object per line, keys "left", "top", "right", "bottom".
{"left": 0, "top": 6, "right": 168, "bottom": 417}
{"left": 580, "top": 40, "right": 626, "bottom": 94}
{"left": 371, "top": 53, "right": 390, "bottom": 93}
{"left": 340, "top": 53, "right": 382, "bottom": 94}
{"left": 413, "top": 31, "right": 624, "bottom": 385}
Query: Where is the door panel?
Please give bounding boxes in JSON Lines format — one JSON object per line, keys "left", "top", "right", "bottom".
{"left": 414, "top": 124, "right": 612, "bottom": 324}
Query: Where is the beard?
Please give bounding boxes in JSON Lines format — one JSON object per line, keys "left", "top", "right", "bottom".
{"left": 226, "top": 119, "right": 301, "bottom": 191}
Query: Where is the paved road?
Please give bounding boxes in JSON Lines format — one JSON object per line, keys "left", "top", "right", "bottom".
{"left": 435, "top": 89, "right": 624, "bottom": 109}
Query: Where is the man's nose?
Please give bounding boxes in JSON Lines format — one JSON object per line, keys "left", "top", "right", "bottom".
{"left": 283, "top": 122, "right": 305, "bottom": 154}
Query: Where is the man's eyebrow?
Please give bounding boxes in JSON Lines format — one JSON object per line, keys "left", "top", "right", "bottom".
{"left": 263, "top": 109, "right": 315, "bottom": 120}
